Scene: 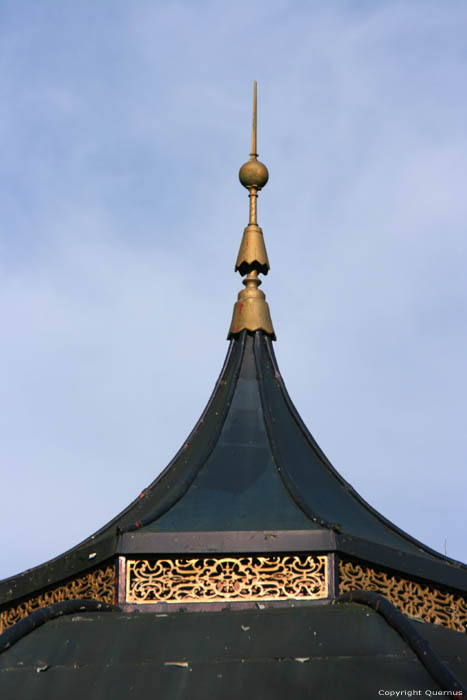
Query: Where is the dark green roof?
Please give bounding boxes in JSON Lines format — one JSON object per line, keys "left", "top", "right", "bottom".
{"left": 1, "top": 603, "right": 466, "bottom": 700}
{"left": 1, "top": 330, "right": 466, "bottom": 606}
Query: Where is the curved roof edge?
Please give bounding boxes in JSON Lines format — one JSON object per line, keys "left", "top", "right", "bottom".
{"left": 0, "top": 336, "right": 247, "bottom": 603}
{"left": 258, "top": 333, "right": 466, "bottom": 570}
{"left": 1, "top": 331, "right": 466, "bottom": 607}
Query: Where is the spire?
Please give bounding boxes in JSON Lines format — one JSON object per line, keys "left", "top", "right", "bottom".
{"left": 228, "top": 81, "right": 275, "bottom": 339}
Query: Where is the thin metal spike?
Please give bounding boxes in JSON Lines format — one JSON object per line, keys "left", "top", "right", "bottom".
{"left": 250, "top": 81, "right": 257, "bottom": 158}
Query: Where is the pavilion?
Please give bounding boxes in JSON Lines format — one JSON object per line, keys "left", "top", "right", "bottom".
{"left": 0, "top": 83, "right": 466, "bottom": 699}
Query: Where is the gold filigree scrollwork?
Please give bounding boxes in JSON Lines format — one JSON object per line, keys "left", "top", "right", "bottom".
{"left": 127, "top": 555, "right": 328, "bottom": 604}
{"left": 339, "top": 559, "right": 467, "bottom": 633}
{"left": 0, "top": 565, "right": 115, "bottom": 634}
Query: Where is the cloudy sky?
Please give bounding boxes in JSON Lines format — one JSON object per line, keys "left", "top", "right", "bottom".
{"left": 1, "top": 1, "right": 466, "bottom": 579}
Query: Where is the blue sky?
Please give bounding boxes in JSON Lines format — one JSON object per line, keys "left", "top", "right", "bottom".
{"left": 1, "top": 1, "right": 466, "bottom": 578}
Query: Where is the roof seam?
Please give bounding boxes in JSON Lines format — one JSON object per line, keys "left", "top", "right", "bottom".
{"left": 253, "top": 332, "right": 332, "bottom": 531}
{"left": 119, "top": 332, "right": 248, "bottom": 534}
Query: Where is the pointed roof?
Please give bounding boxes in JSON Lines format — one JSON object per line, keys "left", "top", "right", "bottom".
{"left": 1, "top": 83, "right": 466, "bottom": 612}
{"left": 1, "top": 82, "right": 467, "bottom": 700}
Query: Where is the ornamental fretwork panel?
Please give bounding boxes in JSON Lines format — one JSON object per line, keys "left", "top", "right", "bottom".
{"left": 339, "top": 559, "right": 467, "bottom": 633}
{"left": 126, "top": 555, "right": 328, "bottom": 604}
{"left": 0, "top": 564, "right": 115, "bottom": 634}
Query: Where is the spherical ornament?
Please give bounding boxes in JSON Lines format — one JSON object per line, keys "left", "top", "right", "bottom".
{"left": 239, "top": 159, "right": 269, "bottom": 189}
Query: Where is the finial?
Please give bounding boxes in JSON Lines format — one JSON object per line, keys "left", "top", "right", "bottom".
{"left": 238, "top": 81, "right": 269, "bottom": 233}
{"left": 251, "top": 80, "right": 257, "bottom": 158}
{"left": 228, "top": 82, "right": 275, "bottom": 340}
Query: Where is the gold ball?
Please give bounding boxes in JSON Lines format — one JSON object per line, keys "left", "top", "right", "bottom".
{"left": 239, "top": 159, "right": 269, "bottom": 189}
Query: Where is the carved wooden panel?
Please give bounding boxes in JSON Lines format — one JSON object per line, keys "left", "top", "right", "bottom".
{"left": 127, "top": 555, "right": 328, "bottom": 604}
{"left": 339, "top": 559, "right": 467, "bottom": 633}
{"left": 0, "top": 564, "right": 115, "bottom": 634}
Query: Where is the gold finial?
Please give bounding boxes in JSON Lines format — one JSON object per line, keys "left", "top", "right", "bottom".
{"left": 236, "top": 81, "right": 270, "bottom": 276}
{"left": 238, "top": 81, "right": 269, "bottom": 233}
{"left": 228, "top": 82, "right": 275, "bottom": 340}
{"left": 251, "top": 80, "right": 257, "bottom": 158}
